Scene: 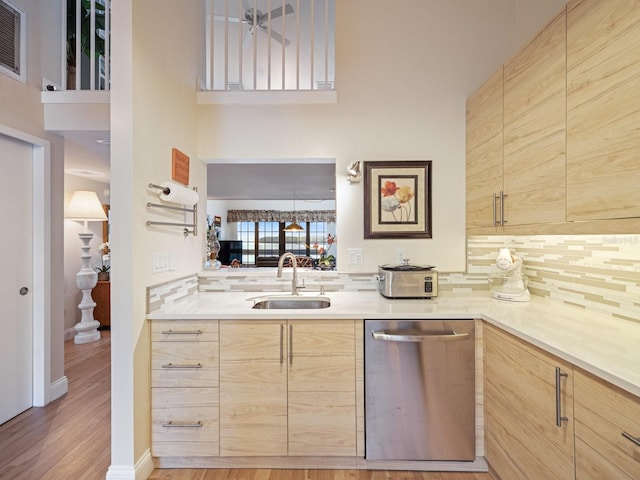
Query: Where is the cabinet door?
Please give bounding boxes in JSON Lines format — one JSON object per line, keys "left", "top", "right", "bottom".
{"left": 485, "top": 325, "right": 574, "bottom": 480}
{"left": 219, "top": 320, "right": 287, "bottom": 456}
{"left": 566, "top": 0, "right": 640, "bottom": 221}
{"left": 574, "top": 368, "right": 640, "bottom": 480}
{"left": 288, "top": 320, "right": 356, "bottom": 456}
{"left": 503, "top": 10, "right": 566, "bottom": 226}
{"left": 466, "top": 68, "right": 504, "bottom": 229}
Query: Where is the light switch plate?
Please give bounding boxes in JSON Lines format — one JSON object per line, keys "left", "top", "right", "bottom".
{"left": 348, "top": 248, "right": 363, "bottom": 265}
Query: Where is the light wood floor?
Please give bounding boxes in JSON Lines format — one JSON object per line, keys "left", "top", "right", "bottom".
{"left": 0, "top": 332, "right": 491, "bottom": 480}
{"left": 0, "top": 331, "right": 111, "bottom": 479}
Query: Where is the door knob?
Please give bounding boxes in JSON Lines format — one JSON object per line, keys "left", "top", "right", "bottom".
{"left": 19, "top": 287, "right": 29, "bottom": 295}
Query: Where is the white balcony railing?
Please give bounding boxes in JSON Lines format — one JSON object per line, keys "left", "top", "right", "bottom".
{"left": 65, "top": 0, "right": 110, "bottom": 91}
{"left": 204, "top": 0, "right": 335, "bottom": 91}
{"left": 61, "top": 0, "right": 333, "bottom": 94}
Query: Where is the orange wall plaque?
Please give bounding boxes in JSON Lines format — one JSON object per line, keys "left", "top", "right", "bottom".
{"left": 171, "top": 148, "right": 190, "bottom": 185}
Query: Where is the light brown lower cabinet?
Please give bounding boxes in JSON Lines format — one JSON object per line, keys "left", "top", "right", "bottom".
{"left": 574, "top": 368, "right": 640, "bottom": 480}
{"left": 219, "top": 319, "right": 357, "bottom": 457}
{"left": 484, "top": 324, "right": 574, "bottom": 480}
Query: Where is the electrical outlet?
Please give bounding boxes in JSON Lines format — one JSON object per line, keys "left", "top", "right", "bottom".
{"left": 347, "top": 248, "right": 363, "bottom": 265}
{"left": 396, "top": 248, "right": 405, "bottom": 263}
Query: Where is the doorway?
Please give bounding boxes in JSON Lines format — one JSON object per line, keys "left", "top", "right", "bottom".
{"left": 0, "top": 124, "right": 54, "bottom": 418}
{"left": 0, "top": 133, "right": 33, "bottom": 423}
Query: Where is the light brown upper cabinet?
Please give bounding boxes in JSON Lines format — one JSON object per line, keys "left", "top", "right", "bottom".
{"left": 466, "top": 68, "right": 504, "bottom": 229}
{"left": 566, "top": 0, "right": 640, "bottom": 221}
{"left": 503, "top": 9, "right": 567, "bottom": 227}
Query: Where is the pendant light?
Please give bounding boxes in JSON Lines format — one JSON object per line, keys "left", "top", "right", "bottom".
{"left": 284, "top": 188, "right": 304, "bottom": 231}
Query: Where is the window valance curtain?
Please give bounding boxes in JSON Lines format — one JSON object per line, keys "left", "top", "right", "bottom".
{"left": 227, "top": 210, "right": 336, "bottom": 223}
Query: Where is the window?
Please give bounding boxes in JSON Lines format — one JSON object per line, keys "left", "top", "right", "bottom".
{"left": 0, "top": 0, "right": 25, "bottom": 83}
{"left": 236, "top": 221, "right": 332, "bottom": 266}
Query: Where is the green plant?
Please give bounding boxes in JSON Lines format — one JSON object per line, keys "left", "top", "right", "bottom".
{"left": 66, "top": 0, "right": 107, "bottom": 72}
{"left": 95, "top": 265, "right": 110, "bottom": 273}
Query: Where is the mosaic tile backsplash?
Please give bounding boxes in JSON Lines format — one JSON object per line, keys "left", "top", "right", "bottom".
{"left": 467, "top": 235, "right": 640, "bottom": 323}
{"left": 148, "top": 235, "right": 639, "bottom": 324}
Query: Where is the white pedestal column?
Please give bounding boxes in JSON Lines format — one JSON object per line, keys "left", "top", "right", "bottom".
{"left": 74, "top": 232, "right": 101, "bottom": 344}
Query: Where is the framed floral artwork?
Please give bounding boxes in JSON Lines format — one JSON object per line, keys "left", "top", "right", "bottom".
{"left": 363, "top": 160, "right": 432, "bottom": 239}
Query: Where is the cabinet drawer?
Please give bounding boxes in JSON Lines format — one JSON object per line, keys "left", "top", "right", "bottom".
{"left": 152, "top": 342, "right": 218, "bottom": 387}
{"left": 151, "top": 320, "right": 218, "bottom": 342}
{"left": 152, "top": 387, "right": 219, "bottom": 444}
{"left": 574, "top": 368, "right": 640, "bottom": 479}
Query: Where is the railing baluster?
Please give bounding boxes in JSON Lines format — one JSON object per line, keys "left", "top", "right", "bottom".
{"left": 105, "top": 0, "right": 110, "bottom": 90}
{"left": 310, "top": 0, "right": 315, "bottom": 90}
{"left": 90, "top": 0, "right": 95, "bottom": 90}
{"left": 324, "top": 0, "right": 329, "bottom": 88}
{"left": 75, "top": 0, "right": 81, "bottom": 90}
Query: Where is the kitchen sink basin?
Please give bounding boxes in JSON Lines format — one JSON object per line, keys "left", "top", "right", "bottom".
{"left": 251, "top": 295, "right": 331, "bottom": 310}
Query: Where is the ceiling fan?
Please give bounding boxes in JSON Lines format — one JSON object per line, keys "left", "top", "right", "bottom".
{"left": 214, "top": 1, "right": 294, "bottom": 47}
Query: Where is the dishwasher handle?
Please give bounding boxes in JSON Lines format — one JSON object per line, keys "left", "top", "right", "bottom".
{"left": 372, "top": 330, "right": 469, "bottom": 342}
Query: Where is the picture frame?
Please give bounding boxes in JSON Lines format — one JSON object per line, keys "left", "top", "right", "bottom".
{"left": 364, "top": 160, "right": 432, "bottom": 239}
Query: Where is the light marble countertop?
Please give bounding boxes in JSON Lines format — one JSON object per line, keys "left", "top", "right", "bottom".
{"left": 148, "top": 290, "right": 640, "bottom": 397}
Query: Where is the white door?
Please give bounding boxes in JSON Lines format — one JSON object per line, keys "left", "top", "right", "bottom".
{"left": 0, "top": 133, "right": 33, "bottom": 425}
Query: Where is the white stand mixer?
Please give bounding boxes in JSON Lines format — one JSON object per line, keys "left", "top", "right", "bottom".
{"left": 492, "top": 247, "right": 531, "bottom": 302}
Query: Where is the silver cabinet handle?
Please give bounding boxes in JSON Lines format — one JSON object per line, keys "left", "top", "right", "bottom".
{"left": 555, "top": 367, "right": 569, "bottom": 427}
{"left": 372, "top": 330, "right": 469, "bottom": 342}
{"left": 280, "top": 324, "right": 284, "bottom": 365}
{"left": 500, "top": 190, "right": 507, "bottom": 225}
{"left": 622, "top": 432, "right": 640, "bottom": 447}
{"left": 161, "top": 362, "right": 203, "bottom": 369}
{"left": 161, "top": 329, "right": 203, "bottom": 335}
{"left": 162, "top": 421, "right": 203, "bottom": 428}
{"left": 289, "top": 324, "right": 293, "bottom": 365}
{"left": 493, "top": 193, "right": 498, "bottom": 226}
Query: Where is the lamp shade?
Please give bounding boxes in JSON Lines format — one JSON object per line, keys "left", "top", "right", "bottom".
{"left": 66, "top": 191, "right": 108, "bottom": 221}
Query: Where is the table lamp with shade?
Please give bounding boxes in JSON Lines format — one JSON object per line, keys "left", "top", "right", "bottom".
{"left": 66, "top": 190, "right": 108, "bottom": 344}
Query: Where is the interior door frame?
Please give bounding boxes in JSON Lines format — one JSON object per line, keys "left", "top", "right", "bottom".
{"left": 0, "top": 124, "right": 52, "bottom": 407}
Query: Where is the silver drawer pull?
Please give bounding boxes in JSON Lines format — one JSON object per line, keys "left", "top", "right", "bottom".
{"left": 372, "top": 330, "right": 469, "bottom": 342}
{"left": 161, "top": 329, "right": 203, "bottom": 335}
{"left": 162, "top": 421, "right": 203, "bottom": 428}
{"left": 161, "top": 362, "right": 203, "bottom": 369}
{"left": 622, "top": 432, "right": 640, "bottom": 447}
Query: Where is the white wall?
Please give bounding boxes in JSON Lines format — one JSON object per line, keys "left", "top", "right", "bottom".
{"left": 109, "top": 0, "right": 204, "bottom": 474}
{"left": 0, "top": 0, "right": 66, "bottom": 395}
{"left": 198, "top": 0, "right": 568, "bottom": 273}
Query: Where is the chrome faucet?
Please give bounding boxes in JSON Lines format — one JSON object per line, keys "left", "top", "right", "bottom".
{"left": 277, "top": 252, "right": 299, "bottom": 295}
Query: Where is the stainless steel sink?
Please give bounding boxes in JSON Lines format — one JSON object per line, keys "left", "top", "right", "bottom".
{"left": 252, "top": 295, "right": 331, "bottom": 310}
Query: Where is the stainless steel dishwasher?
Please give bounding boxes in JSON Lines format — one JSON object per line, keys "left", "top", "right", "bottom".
{"left": 364, "top": 319, "right": 476, "bottom": 461}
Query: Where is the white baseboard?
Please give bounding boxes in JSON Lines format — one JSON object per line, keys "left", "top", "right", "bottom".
{"left": 106, "top": 449, "right": 154, "bottom": 480}
{"left": 64, "top": 327, "right": 75, "bottom": 342}
{"left": 50, "top": 375, "right": 68, "bottom": 402}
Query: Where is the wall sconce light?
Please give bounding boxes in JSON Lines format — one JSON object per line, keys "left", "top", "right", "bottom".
{"left": 347, "top": 161, "right": 361, "bottom": 183}
{"left": 65, "top": 190, "right": 108, "bottom": 344}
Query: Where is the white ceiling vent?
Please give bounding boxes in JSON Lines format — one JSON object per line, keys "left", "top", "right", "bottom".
{"left": 0, "top": 0, "right": 25, "bottom": 83}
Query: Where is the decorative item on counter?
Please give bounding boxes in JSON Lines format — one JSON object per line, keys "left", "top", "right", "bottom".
{"left": 206, "top": 223, "right": 222, "bottom": 270}
{"left": 309, "top": 233, "right": 336, "bottom": 269}
{"left": 489, "top": 247, "right": 531, "bottom": 302}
